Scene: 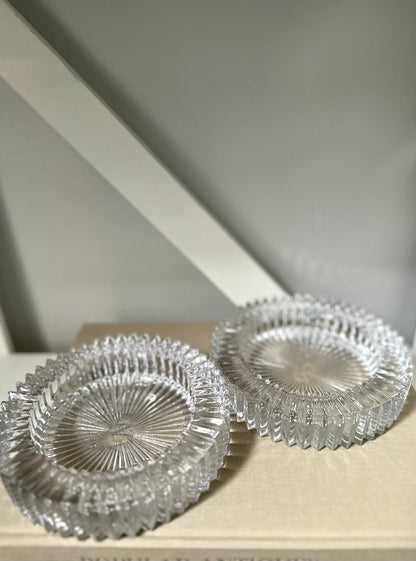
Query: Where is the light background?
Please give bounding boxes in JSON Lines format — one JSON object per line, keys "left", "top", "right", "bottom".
{"left": 1, "top": 0, "right": 416, "bottom": 351}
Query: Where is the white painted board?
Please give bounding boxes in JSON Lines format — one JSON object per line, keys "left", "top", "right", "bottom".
{"left": 0, "top": 308, "right": 12, "bottom": 356}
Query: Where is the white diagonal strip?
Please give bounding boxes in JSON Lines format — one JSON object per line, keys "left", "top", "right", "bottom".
{"left": 0, "top": 307, "right": 12, "bottom": 356}
{"left": 0, "top": 1, "right": 286, "bottom": 306}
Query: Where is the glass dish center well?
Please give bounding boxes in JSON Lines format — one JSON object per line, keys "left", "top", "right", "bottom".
{"left": 31, "top": 371, "right": 193, "bottom": 472}
{"left": 240, "top": 326, "right": 378, "bottom": 397}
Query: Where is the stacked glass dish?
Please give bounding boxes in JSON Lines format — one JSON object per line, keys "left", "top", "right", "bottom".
{"left": 0, "top": 334, "right": 230, "bottom": 539}
{"left": 211, "top": 294, "right": 413, "bottom": 450}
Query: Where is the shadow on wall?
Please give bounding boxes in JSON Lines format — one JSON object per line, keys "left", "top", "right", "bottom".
{"left": 0, "top": 185, "right": 46, "bottom": 351}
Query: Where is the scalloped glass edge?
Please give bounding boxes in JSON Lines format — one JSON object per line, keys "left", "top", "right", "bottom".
{"left": 0, "top": 334, "right": 230, "bottom": 539}
{"left": 210, "top": 294, "right": 413, "bottom": 450}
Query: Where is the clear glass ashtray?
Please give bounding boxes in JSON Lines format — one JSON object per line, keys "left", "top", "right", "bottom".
{"left": 0, "top": 335, "right": 230, "bottom": 539}
{"left": 211, "top": 294, "right": 413, "bottom": 450}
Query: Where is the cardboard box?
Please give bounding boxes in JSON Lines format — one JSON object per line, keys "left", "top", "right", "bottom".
{"left": 0, "top": 323, "right": 415, "bottom": 561}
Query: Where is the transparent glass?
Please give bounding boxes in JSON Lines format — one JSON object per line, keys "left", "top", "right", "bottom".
{"left": 0, "top": 334, "right": 230, "bottom": 539}
{"left": 211, "top": 294, "right": 413, "bottom": 450}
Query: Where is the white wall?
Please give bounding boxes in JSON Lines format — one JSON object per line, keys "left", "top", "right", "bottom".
{"left": 2, "top": 0, "right": 416, "bottom": 349}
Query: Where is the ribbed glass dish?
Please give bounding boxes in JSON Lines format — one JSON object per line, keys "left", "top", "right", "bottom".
{"left": 0, "top": 335, "right": 230, "bottom": 539}
{"left": 211, "top": 294, "right": 413, "bottom": 450}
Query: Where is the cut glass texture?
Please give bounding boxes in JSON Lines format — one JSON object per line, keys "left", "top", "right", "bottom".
{"left": 211, "top": 295, "right": 413, "bottom": 450}
{"left": 0, "top": 334, "right": 230, "bottom": 539}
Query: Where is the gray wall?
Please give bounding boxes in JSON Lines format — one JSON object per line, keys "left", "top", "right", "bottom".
{"left": 2, "top": 0, "right": 416, "bottom": 350}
